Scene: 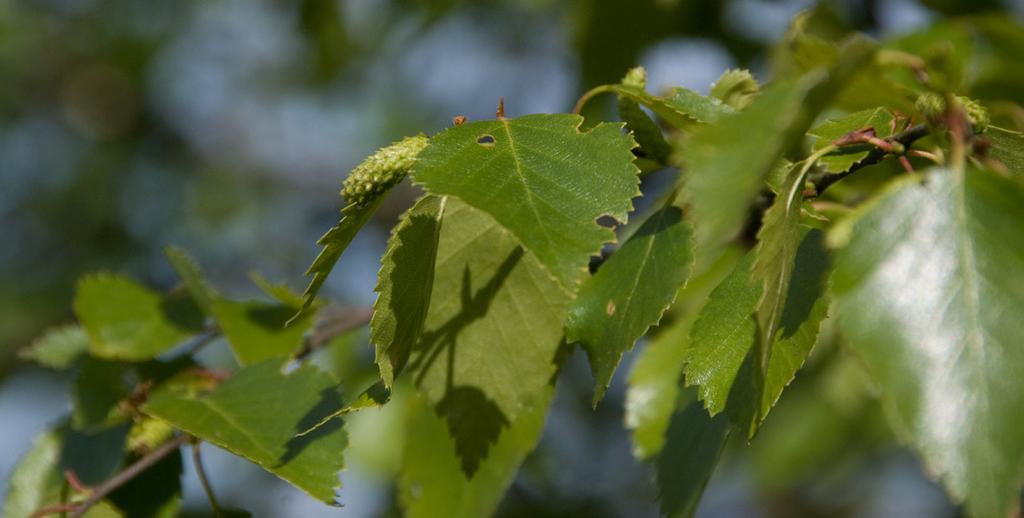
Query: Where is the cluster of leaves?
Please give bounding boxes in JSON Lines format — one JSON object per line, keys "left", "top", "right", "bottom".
{"left": 7, "top": 8, "right": 1024, "bottom": 518}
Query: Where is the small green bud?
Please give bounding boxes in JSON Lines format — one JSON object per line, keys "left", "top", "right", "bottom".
{"left": 341, "top": 134, "right": 429, "bottom": 206}
{"left": 959, "top": 96, "right": 989, "bottom": 133}
{"left": 914, "top": 93, "right": 990, "bottom": 134}
{"left": 127, "top": 416, "right": 174, "bottom": 453}
{"left": 915, "top": 92, "right": 945, "bottom": 122}
{"left": 621, "top": 66, "right": 647, "bottom": 89}
{"left": 710, "top": 69, "right": 760, "bottom": 110}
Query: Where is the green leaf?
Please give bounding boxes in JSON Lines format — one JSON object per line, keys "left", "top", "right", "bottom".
{"left": 683, "top": 38, "right": 876, "bottom": 257}
{"left": 680, "top": 78, "right": 816, "bottom": 256}
{"left": 986, "top": 125, "right": 1024, "bottom": 174}
{"left": 809, "top": 107, "right": 895, "bottom": 174}
{"left": 211, "top": 297, "right": 314, "bottom": 366}
{"left": 164, "top": 245, "right": 217, "bottom": 314}
{"left": 19, "top": 324, "right": 89, "bottom": 369}
{"left": 371, "top": 195, "right": 444, "bottom": 388}
{"left": 399, "top": 387, "right": 553, "bottom": 518}
{"left": 3, "top": 429, "right": 65, "bottom": 518}
{"left": 625, "top": 319, "right": 691, "bottom": 460}
{"left": 295, "top": 198, "right": 384, "bottom": 322}
{"left": 412, "top": 113, "right": 639, "bottom": 291}
{"left": 144, "top": 359, "right": 348, "bottom": 504}
{"left": 74, "top": 273, "right": 204, "bottom": 361}
{"left": 830, "top": 167, "right": 1024, "bottom": 518}
{"left": 566, "top": 200, "right": 694, "bottom": 405}
{"left": 710, "top": 69, "right": 760, "bottom": 110}
{"left": 747, "top": 155, "right": 829, "bottom": 435}
{"left": 656, "top": 399, "right": 731, "bottom": 518}
{"left": 249, "top": 271, "right": 305, "bottom": 308}
{"left": 682, "top": 230, "right": 831, "bottom": 433}
{"left": 402, "top": 197, "right": 571, "bottom": 474}
{"left": 72, "top": 358, "right": 130, "bottom": 431}
{"left": 625, "top": 247, "right": 744, "bottom": 459}
{"left": 664, "top": 87, "right": 737, "bottom": 124}
{"left": 603, "top": 85, "right": 735, "bottom": 127}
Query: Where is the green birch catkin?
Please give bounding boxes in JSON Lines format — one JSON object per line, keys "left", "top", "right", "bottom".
{"left": 341, "top": 134, "right": 429, "bottom": 205}
{"left": 617, "top": 67, "right": 671, "bottom": 164}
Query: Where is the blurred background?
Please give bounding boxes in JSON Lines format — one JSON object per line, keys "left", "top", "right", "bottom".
{"left": 2, "top": 0, "right": 1022, "bottom": 516}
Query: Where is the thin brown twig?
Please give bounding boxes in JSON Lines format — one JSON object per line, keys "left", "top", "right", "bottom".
{"left": 810, "top": 123, "right": 929, "bottom": 197}
{"left": 293, "top": 307, "right": 373, "bottom": 361}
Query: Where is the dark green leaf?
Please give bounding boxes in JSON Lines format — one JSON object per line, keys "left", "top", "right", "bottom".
{"left": 830, "top": 167, "right": 1024, "bottom": 518}
{"left": 371, "top": 195, "right": 444, "bottom": 387}
{"left": 567, "top": 200, "right": 694, "bottom": 405}
{"left": 74, "top": 273, "right": 203, "bottom": 361}
{"left": 108, "top": 449, "right": 182, "bottom": 518}
{"left": 19, "top": 324, "right": 89, "bottom": 369}
{"left": 144, "top": 359, "right": 348, "bottom": 504}
{"left": 72, "top": 358, "right": 130, "bottom": 431}
{"left": 412, "top": 114, "right": 639, "bottom": 291}
{"left": 657, "top": 398, "right": 731, "bottom": 518}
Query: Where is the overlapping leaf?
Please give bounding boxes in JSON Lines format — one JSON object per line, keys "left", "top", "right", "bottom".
{"left": 371, "top": 195, "right": 445, "bottom": 387}
{"left": 412, "top": 113, "right": 639, "bottom": 291}
{"left": 625, "top": 247, "right": 743, "bottom": 459}
{"left": 144, "top": 359, "right": 348, "bottom": 504}
{"left": 830, "top": 168, "right": 1024, "bottom": 518}
{"left": 682, "top": 230, "right": 831, "bottom": 434}
{"left": 74, "top": 274, "right": 203, "bottom": 360}
{"left": 391, "top": 197, "right": 570, "bottom": 474}
{"left": 566, "top": 200, "right": 694, "bottom": 405}
{"left": 682, "top": 37, "right": 876, "bottom": 257}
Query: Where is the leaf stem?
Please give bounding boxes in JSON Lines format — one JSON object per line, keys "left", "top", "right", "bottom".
{"left": 192, "top": 441, "right": 224, "bottom": 516}
{"left": 810, "top": 123, "right": 929, "bottom": 197}
{"left": 572, "top": 85, "right": 617, "bottom": 114}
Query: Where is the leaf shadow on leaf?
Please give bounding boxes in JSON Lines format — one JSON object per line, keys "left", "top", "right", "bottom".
{"left": 159, "top": 292, "right": 205, "bottom": 332}
{"left": 657, "top": 398, "right": 731, "bottom": 518}
{"left": 777, "top": 230, "right": 830, "bottom": 339}
{"left": 405, "top": 246, "right": 525, "bottom": 478}
{"left": 725, "top": 229, "right": 831, "bottom": 434}
{"left": 61, "top": 423, "right": 130, "bottom": 485}
{"left": 278, "top": 386, "right": 346, "bottom": 468}
{"left": 435, "top": 386, "right": 510, "bottom": 477}
{"left": 244, "top": 303, "right": 298, "bottom": 331}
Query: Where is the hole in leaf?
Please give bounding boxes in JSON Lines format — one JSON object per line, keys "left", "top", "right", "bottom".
{"left": 595, "top": 215, "right": 618, "bottom": 228}
{"left": 477, "top": 134, "right": 496, "bottom": 147}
